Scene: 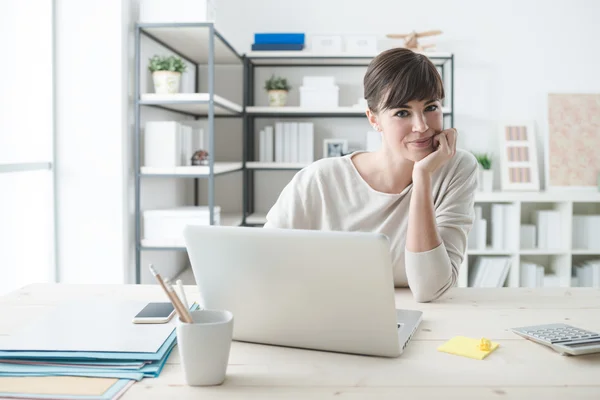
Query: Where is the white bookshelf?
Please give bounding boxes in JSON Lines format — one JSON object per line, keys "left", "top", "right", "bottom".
{"left": 460, "top": 191, "right": 600, "bottom": 289}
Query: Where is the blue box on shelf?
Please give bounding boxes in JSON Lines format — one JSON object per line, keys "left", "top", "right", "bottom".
{"left": 254, "top": 33, "right": 305, "bottom": 45}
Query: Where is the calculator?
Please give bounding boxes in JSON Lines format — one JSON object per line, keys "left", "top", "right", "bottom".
{"left": 511, "top": 323, "right": 600, "bottom": 356}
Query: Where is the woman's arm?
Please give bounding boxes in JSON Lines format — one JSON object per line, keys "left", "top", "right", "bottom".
{"left": 404, "top": 131, "right": 477, "bottom": 302}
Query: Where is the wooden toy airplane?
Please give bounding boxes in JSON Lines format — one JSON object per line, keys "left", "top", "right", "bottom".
{"left": 386, "top": 30, "right": 442, "bottom": 51}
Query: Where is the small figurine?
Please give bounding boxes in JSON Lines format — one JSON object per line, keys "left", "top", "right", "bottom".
{"left": 386, "top": 30, "right": 442, "bottom": 52}
{"left": 191, "top": 150, "right": 210, "bottom": 166}
{"left": 478, "top": 337, "right": 492, "bottom": 351}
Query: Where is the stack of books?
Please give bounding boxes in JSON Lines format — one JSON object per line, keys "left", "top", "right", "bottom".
{"left": 258, "top": 122, "right": 314, "bottom": 163}
{"left": 573, "top": 215, "right": 600, "bottom": 250}
{"left": 467, "top": 206, "right": 487, "bottom": 250}
{"left": 468, "top": 256, "right": 511, "bottom": 287}
{"left": 0, "top": 300, "right": 197, "bottom": 399}
{"left": 574, "top": 259, "right": 600, "bottom": 287}
{"left": 532, "top": 210, "right": 562, "bottom": 249}
{"left": 491, "top": 204, "right": 519, "bottom": 251}
{"left": 251, "top": 33, "right": 305, "bottom": 51}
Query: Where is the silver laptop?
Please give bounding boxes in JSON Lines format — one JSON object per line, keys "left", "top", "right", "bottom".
{"left": 183, "top": 225, "right": 422, "bottom": 358}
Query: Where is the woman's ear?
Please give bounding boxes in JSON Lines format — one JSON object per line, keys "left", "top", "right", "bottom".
{"left": 366, "top": 108, "right": 380, "bottom": 131}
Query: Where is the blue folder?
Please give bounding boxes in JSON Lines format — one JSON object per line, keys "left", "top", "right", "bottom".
{"left": 0, "top": 303, "right": 199, "bottom": 381}
{"left": 254, "top": 33, "right": 305, "bottom": 44}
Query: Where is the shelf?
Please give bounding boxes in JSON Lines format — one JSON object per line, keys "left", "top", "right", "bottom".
{"left": 467, "top": 248, "right": 514, "bottom": 256}
{"left": 140, "top": 162, "right": 243, "bottom": 177}
{"left": 572, "top": 249, "right": 600, "bottom": 255}
{"left": 246, "top": 106, "right": 451, "bottom": 117}
{"left": 474, "top": 191, "right": 600, "bottom": 203}
{"left": 140, "top": 93, "right": 243, "bottom": 116}
{"left": 520, "top": 249, "right": 569, "bottom": 255}
{"left": 246, "top": 51, "right": 453, "bottom": 66}
{"left": 245, "top": 213, "right": 267, "bottom": 225}
{"left": 138, "top": 23, "right": 242, "bottom": 65}
{"left": 141, "top": 213, "right": 244, "bottom": 250}
{"left": 246, "top": 162, "right": 308, "bottom": 170}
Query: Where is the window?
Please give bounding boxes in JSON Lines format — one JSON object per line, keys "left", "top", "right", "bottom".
{"left": 0, "top": 0, "right": 55, "bottom": 294}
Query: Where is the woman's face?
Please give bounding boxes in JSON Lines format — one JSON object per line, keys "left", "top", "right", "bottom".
{"left": 368, "top": 98, "right": 444, "bottom": 162}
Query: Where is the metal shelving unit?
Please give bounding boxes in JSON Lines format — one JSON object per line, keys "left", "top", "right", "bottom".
{"left": 133, "top": 22, "right": 243, "bottom": 283}
{"left": 241, "top": 52, "right": 455, "bottom": 226}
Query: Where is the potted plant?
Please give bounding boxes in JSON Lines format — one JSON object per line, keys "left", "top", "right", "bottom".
{"left": 264, "top": 75, "right": 291, "bottom": 107}
{"left": 474, "top": 152, "right": 493, "bottom": 192}
{"left": 148, "top": 55, "right": 187, "bottom": 94}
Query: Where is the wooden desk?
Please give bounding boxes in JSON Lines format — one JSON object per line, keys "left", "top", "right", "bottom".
{"left": 1, "top": 284, "right": 599, "bottom": 399}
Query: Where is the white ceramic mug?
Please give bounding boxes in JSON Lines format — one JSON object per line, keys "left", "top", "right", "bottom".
{"left": 176, "top": 309, "right": 234, "bottom": 386}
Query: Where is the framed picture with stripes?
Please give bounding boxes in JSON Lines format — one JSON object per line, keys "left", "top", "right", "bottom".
{"left": 499, "top": 122, "right": 540, "bottom": 191}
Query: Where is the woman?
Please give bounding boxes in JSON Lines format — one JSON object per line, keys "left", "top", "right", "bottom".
{"left": 263, "top": 47, "right": 478, "bottom": 303}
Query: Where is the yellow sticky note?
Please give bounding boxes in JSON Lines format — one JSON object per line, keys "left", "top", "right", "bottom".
{"left": 437, "top": 336, "right": 499, "bottom": 360}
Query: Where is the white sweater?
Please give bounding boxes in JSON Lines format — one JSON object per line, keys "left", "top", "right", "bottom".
{"left": 263, "top": 149, "right": 478, "bottom": 302}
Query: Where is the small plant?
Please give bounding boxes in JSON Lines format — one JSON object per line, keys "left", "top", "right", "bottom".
{"left": 148, "top": 55, "right": 187, "bottom": 73}
{"left": 473, "top": 152, "right": 492, "bottom": 170}
{"left": 264, "top": 75, "right": 291, "bottom": 91}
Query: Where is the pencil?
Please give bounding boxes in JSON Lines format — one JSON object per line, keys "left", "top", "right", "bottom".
{"left": 165, "top": 279, "right": 193, "bottom": 323}
{"left": 176, "top": 279, "right": 190, "bottom": 311}
{"left": 149, "top": 264, "right": 193, "bottom": 323}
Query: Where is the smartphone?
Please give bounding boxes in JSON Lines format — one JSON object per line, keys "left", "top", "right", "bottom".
{"left": 132, "top": 302, "right": 176, "bottom": 324}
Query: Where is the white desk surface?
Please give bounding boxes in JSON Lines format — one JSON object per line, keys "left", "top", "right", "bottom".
{"left": 1, "top": 284, "right": 599, "bottom": 399}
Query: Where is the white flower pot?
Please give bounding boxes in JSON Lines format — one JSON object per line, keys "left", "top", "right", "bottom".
{"left": 152, "top": 71, "right": 182, "bottom": 94}
{"left": 480, "top": 169, "right": 494, "bottom": 192}
{"left": 268, "top": 90, "right": 288, "bottom": 107}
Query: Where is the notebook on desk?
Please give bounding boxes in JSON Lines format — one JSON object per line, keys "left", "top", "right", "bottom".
{"left": 0, "top": 300, "right": 175, "bottom": 353}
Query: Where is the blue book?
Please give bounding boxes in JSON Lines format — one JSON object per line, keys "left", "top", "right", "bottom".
{"left": 251, "top": 43, "right": 304, "bottom": 51}
{"left": 254, "top": 33, "right": 305, "bottom": 45}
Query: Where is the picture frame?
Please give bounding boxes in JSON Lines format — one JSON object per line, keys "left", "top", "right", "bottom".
{"left": 546, "top": 93, "right": 600, "bottom": 191}
{"left": 323, "top": 139, "right": 348, "bottom": 158}
{"left": 499, "top": 121, "right": 540, "bottom": 191}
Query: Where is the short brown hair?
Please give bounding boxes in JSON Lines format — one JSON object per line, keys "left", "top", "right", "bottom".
{"left": 363, "top": 48, "right": 445, "bottom": 113}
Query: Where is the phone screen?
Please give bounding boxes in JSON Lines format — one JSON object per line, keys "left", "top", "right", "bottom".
{"left": 134, "top": 302, "right": 175, "bottom": 319}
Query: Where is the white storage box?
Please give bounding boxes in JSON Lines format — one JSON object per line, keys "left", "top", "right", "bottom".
{"left": 139, "top": 0, "right": 216, "bottom": 23}
{"left": 300, "top": 86, "right": 339, "bottom": 108}
{"left": 310, "top": 35, "right": 342, "bottom": 53}
{"left": 143, "top": 206, "right": 221, "bottom": 243}
{"left": 345, "top": 35, "right": 377, "bottom": 53}
{"left": 302, "top": 76, "right": 336, "bottom": 88}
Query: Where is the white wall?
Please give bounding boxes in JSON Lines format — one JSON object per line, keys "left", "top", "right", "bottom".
{"left": 55, "top": 0, "right": 132, "bottom": 284}
{"left": 214, "top": 0, "right": 600, "bottom": 189}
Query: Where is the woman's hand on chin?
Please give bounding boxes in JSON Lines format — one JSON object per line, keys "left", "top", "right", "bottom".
{"left": 412, "top": 128, "right": 457, "bottom": 178}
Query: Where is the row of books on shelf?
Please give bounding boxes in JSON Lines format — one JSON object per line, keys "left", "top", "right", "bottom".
{"left": 573, "top": 215, "right": 600, "bottom": 249}
{"left": 468, "top": 257, "right": 511, "bottom": 287}
{"left": 259, "top": 122, "right": 315, "bottom": 163}
{"left": 574, "top": 259, "right": 600, "bottom": 288}
{"left": 468, "top": 256, "right": 600, "bottom": 288}
{"left": 144, "top": 121, "right": 203, "bottom": 167}
{"left": 520, "top": 262, "right": 559, "bottom": 288}
{"left": 468, "top": 205, "right": 569, "bottom": 250}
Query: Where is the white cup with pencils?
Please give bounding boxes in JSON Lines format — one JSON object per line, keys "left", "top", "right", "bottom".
{"left": 176, "top": 308, "right": 234, "bottom": 386}
{"left": 150, "top": 264, "right": 234, "bottom": 386}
